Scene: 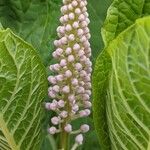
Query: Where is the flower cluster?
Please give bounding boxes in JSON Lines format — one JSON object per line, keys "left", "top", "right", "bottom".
{"left": 45, "top": 0, "right": 92, "bottom": 147}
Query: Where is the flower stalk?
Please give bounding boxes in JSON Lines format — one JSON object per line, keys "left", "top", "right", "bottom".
{"left": 45, "top": 0, "right": 92, "bottom": 149}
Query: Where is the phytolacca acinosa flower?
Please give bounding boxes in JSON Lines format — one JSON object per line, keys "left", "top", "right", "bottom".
{"left": 45, "top": 0, "right": 92, "bottom": 149}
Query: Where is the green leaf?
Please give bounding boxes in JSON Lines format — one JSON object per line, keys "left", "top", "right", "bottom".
{"left": 102, "top": 0, "right": 150, "bottom": 46}
{"left": 92, "top": 50, "right": 111, "bottom": 150}
{"left": 88, "top": 0, "right": 112, "bottom": 61}
{"left": 0, "top": 0, "right": 62, "bottom": 66}
{"left": 0, "top": 28, "right": 47, "bottom": 150}
{"left": 106, "top": 17, "right": 150, "bottom": 149}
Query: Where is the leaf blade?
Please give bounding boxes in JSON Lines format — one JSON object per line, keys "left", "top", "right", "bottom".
{"left": 0, "top": 28, "right": 47, "bottom": 150}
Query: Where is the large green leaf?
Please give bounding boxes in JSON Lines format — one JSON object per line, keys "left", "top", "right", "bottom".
{"left": 0, "top": 28, "right": 47, "bottom": 150}
{"left": 93, "top": 51, "right": 111, "bottom": 150}
{"left": 106, "top": 17, "right": 150, "bottom": 149}
{"left": 102, "top": 0, "right": 150, "bottom": 46}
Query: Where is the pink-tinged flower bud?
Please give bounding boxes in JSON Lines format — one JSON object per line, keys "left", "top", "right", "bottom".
{"left": 85, "top": 90, "right": 91, "bottom": 96}
{"left": 84, "top": 101, "right": 92, "bottom": 108}
{"left": 72, "top": 104, "right": 79, "bottom": 112}
{"left": 75, "top": 8, "right": 81, "bottom": 14}
{"left": 54, "top": 40, "right": 59, "bottom": 46}
{"left": 66, "top": 24, "right": 72, "bottom": 32}
{"left": 68, "top": 34, "right": 75, "bottom": 41}
{"left": 75, "top": 63, "right": 82, "bottom": 71}
{"left": 73, "top": 22, "right": 79, "bottom": 29}
{"left": 82, "top": 94, "right": 90, "bottom": 101}
{"left": 78, "top": 14, "right": 85, "bottom": 21}
{"left": 73, "top": 43, "right": 80, "bottom": 51}
{"left": 80, "top": 124, "right": 89, "bottom": 133}
{"left": 72, "top": 1, "right": 78, "bottom": 7}
{"left": 75, "top": 134, "right": 83, "bottom": 145}
{"left": 62, "top": 86, "right": 70, "bottom": 93}
{"left": 52, "top": 99, "right": 58, "bottom": 105}
{"left": 56, "top": 74, "right": 64, "bottom": 82}
{"left": 81, "top": 21, "right": 87, "bottom": 27}
{"left": 64, "top": 124, "right": 72, "bottom": 133}
{"left": 45, "top": 102, "right": 57, "bottom": 111}
{"left": 48, "top": 127, "right": 57, "bottom": 135}
{"left": 77, "top": 86, "right": 85, "bottom": 94}
{"left": 77, "top": 29, "right": 84, "bottom": 36}
{"left": 63, "top": 14, "right": 69, "bottom": 22}
{"left": 59, "top": 26, "right": 65, "bottom": 34}
{"left": 65, "top": 70, "right": 72, "bottom": 78}
{"left": 68, "top": 55, "right": 75, "bottom": 62}
{"left": 60, "top": 59, "right": 67, "bottom": 67}
{"left": 85, "top": 109, "right": 91, "bottom": 116}
{"left": 84, "top": 12, "right": 89, "bottom": 18}
{"left": 60, "top": 111, "right": 68, "bottom": 118}
{"left": 78, "top": 49, "right": 85, "bottom": 57}
{"left": 51, "top": 116, "right": 60, "bottom": 125}
{"left": 68, "top": 4, "right": 73, "bottom": 11}
{"left": 48, "top": 91, "right": 56, "bottom": 98}
{"left": 61, "top": 37, "right": 68, "bottom": 45}
{"left": 80, "top": 36, "right": 87, "bottom": 43}
{"left": 79, "top": 109, "right": 90, "bottom": 117}
{"left": 69, "top": 13, "right": 75, "bottom": 20}
{"left": 53, "top": 85, "right": 60, "bottom": 93}
{"left": 79, "top": 110, "right": 87, "bottom": 117}
{"left": 80, "top": 1, "right": 85, "bottom": 7}
{"left": 68, "top": 94, "right": 75, "bottom": 102}
{"left": 48, "top": 76, "right": 56, "bottom": 84}
{"left": 71, "top": 78, "right": 78, "bottom": 86}
{"left": 45, "top": 102, "right": 51, "bottom": 110}
{"left": 65, "top": 47, "right": 72, "bottom": 55}
{"left": 61, "top": 5, "right": 68, "bottom": 14}
{"left": 82, "top": 7, "right": 87, "bottom": 13}
{"left": 58, "top": 100, "right": 65, "bottom": 108}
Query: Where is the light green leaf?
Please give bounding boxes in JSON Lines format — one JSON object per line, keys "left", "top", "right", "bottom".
{"left": 92, "top": 50, "right": 111, "bottom": 150}
{"left": 106, "top": 17, "right": 150, "bottom": 150}
{"left": 101, "top": 0, "right": 150, "bottom": 46}
{"left": 0, "top": 28, "right": 47, "bottom": 150}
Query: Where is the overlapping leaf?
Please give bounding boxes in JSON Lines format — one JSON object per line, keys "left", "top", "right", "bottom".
{"left": 102, "top": 0, "right": 150, "bottom": 46}
{"left": 0, "top": 28, "right": 47, "bottom": 150}
{"left": 93, "top": 51, "right": 111, "bottom": 150}
{"left": 106, "top": 17, "right": 150, "bottom": 150}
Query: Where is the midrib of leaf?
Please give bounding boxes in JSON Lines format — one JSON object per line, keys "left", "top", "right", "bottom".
{"left": 0, "top": 116, "right": 19, "bottom": 150}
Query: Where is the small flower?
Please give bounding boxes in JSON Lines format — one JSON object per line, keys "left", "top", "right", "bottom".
{"left": 51, "top": 116, "right": 60, "bottom": 125}
{"left": 80, "top": 124, "right": 89, "bottom": 133}
{"left": 75, "top": 134, "right": 83, "bottom": 145}
{"left": 48, "top": 127, "right": 57, "bottom": 135}
{"left": 64, "top": 124, "right": 72, "bottom": 133}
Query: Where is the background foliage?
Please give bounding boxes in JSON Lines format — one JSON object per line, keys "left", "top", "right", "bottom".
{"left": 0, "top": 0, "right": 112, "bottom": 149}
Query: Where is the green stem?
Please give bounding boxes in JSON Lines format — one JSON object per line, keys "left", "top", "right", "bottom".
{"left": 60, "top": 124, "right": 69, "bottom": 150}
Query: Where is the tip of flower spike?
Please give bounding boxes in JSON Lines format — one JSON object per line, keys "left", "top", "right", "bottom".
{"left": 75, "top": 134, "right": 84, "bottom": 145}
